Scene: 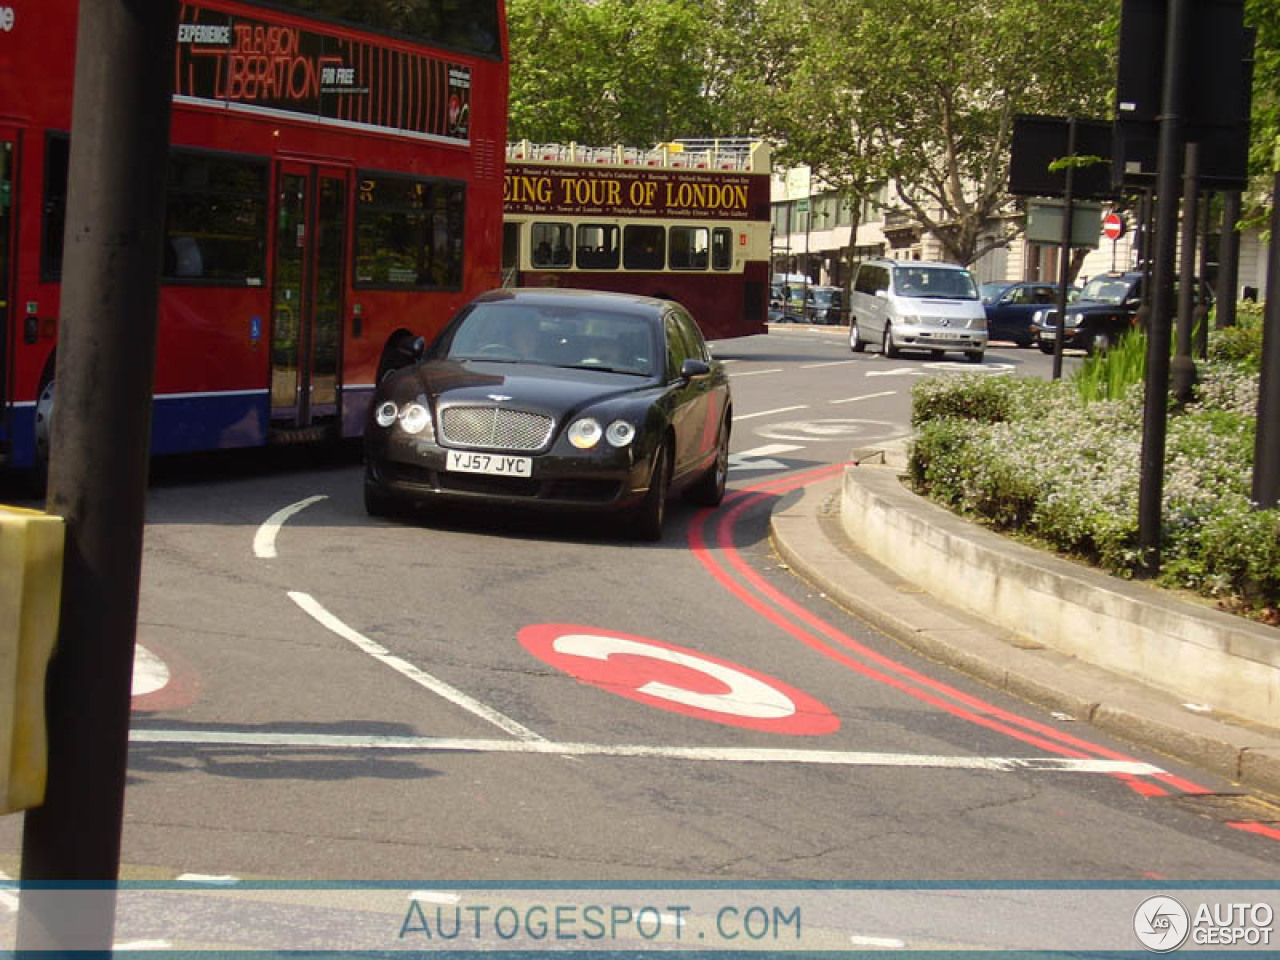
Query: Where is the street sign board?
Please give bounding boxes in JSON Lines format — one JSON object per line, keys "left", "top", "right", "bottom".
{"left": 1025, "top": 199, "right": 1103, "bottom": 247}
{"left": 1103, "top": 212, "right": 1126, "bottom": 240}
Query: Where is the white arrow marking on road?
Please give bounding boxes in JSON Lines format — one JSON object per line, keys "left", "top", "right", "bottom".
{"left": 126, "top": 729, "right": 1167, "bottom": 775}
{"left": 730, "top": 444, "right": 803, "bottom": 472}
{"left": 254, "top": 495, "right": 328, "bottom": 559}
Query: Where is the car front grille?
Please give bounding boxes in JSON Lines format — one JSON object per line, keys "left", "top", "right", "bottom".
{"left": 439, "top": 405, "right": 554, "bottom": 451}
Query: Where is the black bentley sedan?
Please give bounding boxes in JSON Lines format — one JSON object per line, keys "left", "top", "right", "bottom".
{"left": 363, "top": 288, "right": 733, "bottom": 540}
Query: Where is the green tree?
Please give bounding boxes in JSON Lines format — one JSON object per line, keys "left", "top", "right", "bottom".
{"left": 754, "top": 0, "right": 1113, "bottom": 267}
{"left": 508, "top": 0, "right": 738, "bottom": 145}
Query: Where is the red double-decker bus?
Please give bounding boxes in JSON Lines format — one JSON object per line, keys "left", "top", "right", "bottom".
{"left": 0, "top": 0, "right": 507, "bottom": 476}
{"left": 502, "top": 139, "right": 771, "bottom": 341}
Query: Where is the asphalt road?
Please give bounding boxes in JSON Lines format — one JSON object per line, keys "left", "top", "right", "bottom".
{"left": 3, "top": 329, "right": 1278, "bottom": 899}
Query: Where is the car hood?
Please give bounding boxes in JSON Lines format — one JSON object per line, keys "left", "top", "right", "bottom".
{"left": 390, "top": 359, "right": 655, "bottom": 416}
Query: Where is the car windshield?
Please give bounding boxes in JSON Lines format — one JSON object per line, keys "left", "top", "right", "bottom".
{"left": 438, "top": 302, "right": 657, "bottom": 376}
{"left": 1078, "top": 277, "right": 1135, "bottom": 304}
{"left": 893, "top": 267, "right": 979, "bottom": 300}
{"left": 979, "top": 283, "right": 1008, "bottom": 304}
{"left": 811, "top": 289, "right": 840, "bottom": 306}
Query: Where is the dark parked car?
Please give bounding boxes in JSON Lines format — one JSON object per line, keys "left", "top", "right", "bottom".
{"left": 1031, "top": 271, "right": 1212, "bottom": 355}
{"left": 981, "top": 281, "right": 1065, "bottom": 347}
{"left": 803, "top": 285, "right": 847, "bottom": 325}
{"left": 363, "top": 288, "right": 733, "bottom": 540}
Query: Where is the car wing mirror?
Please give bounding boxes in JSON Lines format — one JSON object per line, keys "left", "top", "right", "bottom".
{"left": 680, "top": 358, "right": 711, "bottom": 381}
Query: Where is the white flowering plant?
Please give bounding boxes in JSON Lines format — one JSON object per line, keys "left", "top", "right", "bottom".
{"left": 908, "top": 327, "right": 1279, "bottom": 622}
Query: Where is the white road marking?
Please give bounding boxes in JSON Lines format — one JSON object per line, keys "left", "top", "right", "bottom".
{"left": 254, "top": 496, "right": 328, "bottom": 559}
{"left": 288, "top": 591, "right": 547, "bottom": 743}
{"left": 177, "top": 874, "right": 240, "bottom": 885}
{"left": 736, "top": 406, "right": 808, "bottom": 421}
{"left": 849, "top": 935, "right": 908, "bottom": 948}
{"left": 729, "top": 444, "right": 805, "bottom": 473}
{"left": 728, "top": 368, "right": 784, "bottom": 377}
{"left": 126, "top": 730, "right": 1166, "bottom": 775}
{"left": 131, "top": 645, "right": 170, "bottom": 697}
{"left": 829, "top": 391, "right": 897, "bottom": 405}
{"left": 113, "top": 941, "right": 173, "bottom": 950}
{"left": 411, "top": 891, "right": 462, "bottom": 904}
{"left": 801, "top": 360, "right": 859, "bottom": 369}
{"left": 866, "top": 367, "right": 925, "bottom": 378}
{"left": 0, "top": 871, "right": 17, "bottom": 913}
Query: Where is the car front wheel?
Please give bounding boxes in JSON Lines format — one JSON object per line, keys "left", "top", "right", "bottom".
{"left": 882, "top": 323, "right": 900, "bottom": 359}
{"left": 631, "top": 441, "right": 671, "bottom": 541}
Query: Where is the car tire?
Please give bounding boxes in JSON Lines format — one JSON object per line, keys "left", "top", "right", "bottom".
{"left": 685, "top": 417, "right": 730, "bottom": 507}
{"left": 631, "top": 441, "right": 671, "bottom": 541}
{"left": 882, "top": 323, "right": 900, "bottom": 359}
{"left": 363, "top": 469, "right": 397, "bottom": 518}
{"left": 1039, "top": 343, "right": 1055, "bottom": 355}
{"left": 966, "top": 349, "right": 985, "bottom": 363}
{"left": 849, "top": 322, "right": 866, "bottom": 353}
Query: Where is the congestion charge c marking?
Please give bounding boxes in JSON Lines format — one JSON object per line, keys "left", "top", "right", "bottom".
{"left": 519, "top": 624, "right": 839, "bottom": 735}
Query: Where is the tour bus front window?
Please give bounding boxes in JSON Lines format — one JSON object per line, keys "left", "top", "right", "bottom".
{"left": 712, "top": 228, "right": 733, "bottom": 270}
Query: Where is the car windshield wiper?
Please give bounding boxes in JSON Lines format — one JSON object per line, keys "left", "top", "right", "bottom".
{"left": 552, "top": 363, "right": 645, "bottom": 376}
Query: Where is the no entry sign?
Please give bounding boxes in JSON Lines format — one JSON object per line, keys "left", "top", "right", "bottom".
{"left": 1103, "top": 212, "right": 1126, "bottom": 240}
{"left": 519, "top": 624, "right": 839, "bottom": 735}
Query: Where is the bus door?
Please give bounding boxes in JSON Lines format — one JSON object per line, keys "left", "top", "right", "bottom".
{"left": 270, "top": 162, "right": 349, "bottom": 432}
{"left": 0, "top": 132, "right": 15, "bottom": 427}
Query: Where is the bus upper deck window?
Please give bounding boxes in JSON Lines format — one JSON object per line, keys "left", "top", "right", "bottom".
{"left": 532, "top": 222, "right": 572, "bottom": 268}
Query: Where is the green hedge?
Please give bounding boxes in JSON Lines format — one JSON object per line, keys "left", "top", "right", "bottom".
{"left": 907, "top": 327, "right": 1278, "bottom": 620}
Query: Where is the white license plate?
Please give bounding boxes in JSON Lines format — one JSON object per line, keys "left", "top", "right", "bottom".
{"left": 446, "top": 451, "right": 533, "bottom": 477}
{"left": 1041, "top": 330, "right": 1057, "bottom": 340}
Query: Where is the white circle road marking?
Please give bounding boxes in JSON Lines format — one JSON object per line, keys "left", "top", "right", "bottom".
{"left": 131, "top": 645, "right": 170, "bottom": 697}
{"left": 755, "top": 419, "right": 899, "bottom": 444}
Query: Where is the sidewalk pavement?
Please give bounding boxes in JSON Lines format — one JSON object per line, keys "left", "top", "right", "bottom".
{"left": 767, "top": 453, "right": 1280, "bottom": 802}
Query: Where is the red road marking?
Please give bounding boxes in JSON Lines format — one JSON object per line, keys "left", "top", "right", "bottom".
{"left": 686, "top": 466, "right": 1215, "bottom": 802}
{"left": 519, "top": 623, "right": 840, "bottom": 735}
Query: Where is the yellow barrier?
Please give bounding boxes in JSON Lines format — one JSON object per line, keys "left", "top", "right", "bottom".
{"left": 0, "top": 505, "right": 64, "bottom": 813}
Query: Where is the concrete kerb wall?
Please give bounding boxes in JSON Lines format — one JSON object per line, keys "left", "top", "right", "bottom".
{"left": 839, "top": 464, "right": 1280, "bottom": 731}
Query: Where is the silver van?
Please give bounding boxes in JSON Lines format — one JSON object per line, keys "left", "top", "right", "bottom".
{"left": 849, "top": 259, "right": 987, "bottom": 362}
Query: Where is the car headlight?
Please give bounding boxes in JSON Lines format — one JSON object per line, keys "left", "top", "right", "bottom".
{"left": 1031, "top": 310, "right": 1044, "bottom": 325}
{"left": 568, "top": 418, "right": 603, "bottom": 449}
{"left": 375, "top": 401, "right": 399, "bottom": 428}
{"left": 606, "top": 420, "right": 636, "bottom": 448}
{"left": 1066, "top": 314, "right": 1082, "bottom": 328}
{"left": 399, "top": 402, "right": 434, "bottom": 437}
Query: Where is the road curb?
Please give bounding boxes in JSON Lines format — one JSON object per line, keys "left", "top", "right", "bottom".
{"left": 768, "top": 472, "right": 1280, "bottom": 800}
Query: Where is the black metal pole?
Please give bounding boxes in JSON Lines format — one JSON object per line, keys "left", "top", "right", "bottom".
{"left": 1217, "top": 190, "right": 1242, "bottom": 328}
{"left": 18, "top": 0, "right": 178, "bottom": 954}
{"left": 1051, "top": 118, "right": 1076, "bottom": 381}
{"left": 1252, "top": 167, "right": 1280, "bottom": 509}
{"left": 1194, "top": 189, "right": 1212, "bottom": 359}
{"left": 1172, "top": 142, "right": 1199, "bottom": 404}
{"left": 1137, "top": 0, "right": 1190, "bottom": 577}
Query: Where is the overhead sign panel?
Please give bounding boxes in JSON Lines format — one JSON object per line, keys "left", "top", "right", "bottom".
{"left": 1009, "top": 116, "right": 1114, "bottom": 200}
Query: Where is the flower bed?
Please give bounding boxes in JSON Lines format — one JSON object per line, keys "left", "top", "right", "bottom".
{"left": 907, "top": 307, "right": 1279, "bottom": 623}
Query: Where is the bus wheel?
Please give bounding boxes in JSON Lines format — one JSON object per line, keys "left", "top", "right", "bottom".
{"left": 32, "top": 377, "right": 56, "bottom": 491}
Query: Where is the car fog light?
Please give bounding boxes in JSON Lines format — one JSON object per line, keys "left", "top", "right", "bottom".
{"left": 375, "top": 401, "right": 399, "bottom": 428}
{"left": 400, "top": 403, "right": 432, "bottom": 436}
{"left": 569, "top": 418, "right": 602, "bottom": 449}
{"left": 605, "top": 420, "right": 636, "bottom": 448}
